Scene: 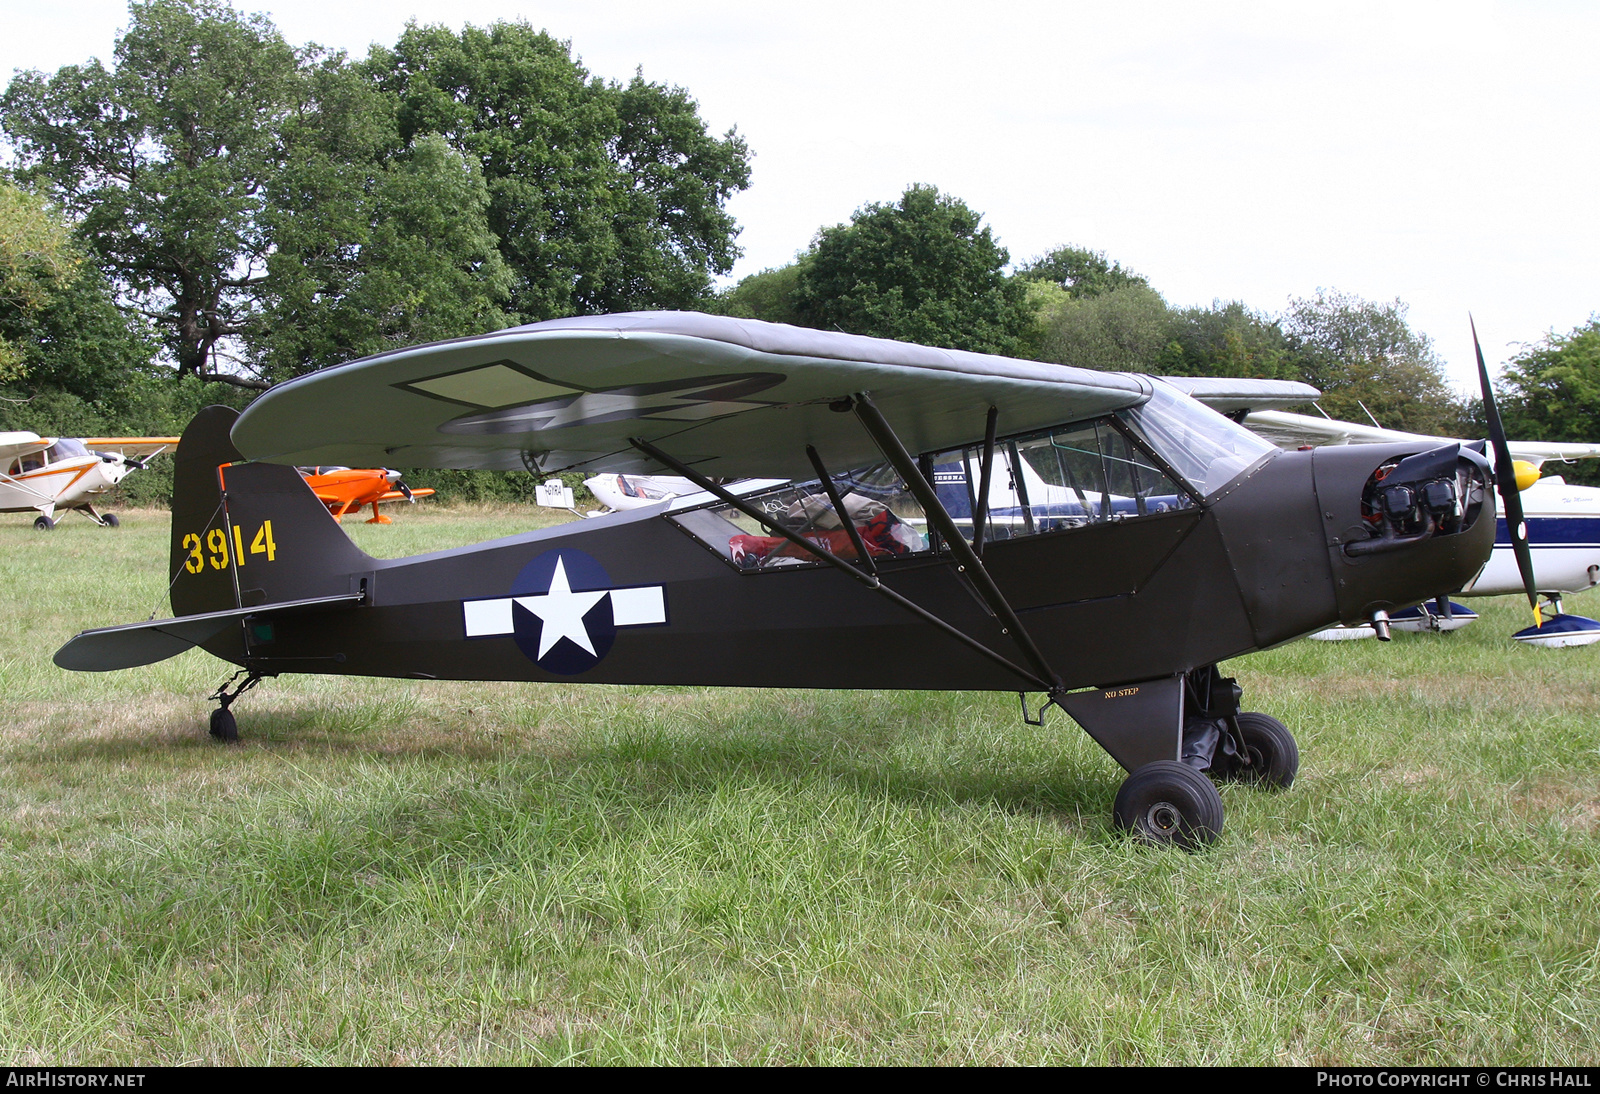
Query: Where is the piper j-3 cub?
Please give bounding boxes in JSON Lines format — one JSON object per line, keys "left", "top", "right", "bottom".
{"left": 55, "top": 313, "right": 1518, "bottom": 848}
{"left": 1, "top": 433, "right": 178, "bottom": 529}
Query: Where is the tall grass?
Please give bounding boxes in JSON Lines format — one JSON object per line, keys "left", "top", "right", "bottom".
{"left": 0, "top": 506, "right": 1596, "bottom": 1064}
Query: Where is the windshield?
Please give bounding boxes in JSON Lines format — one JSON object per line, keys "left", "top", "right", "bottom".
{"left": 45, "top": 438, "right": 89, "bottom": 461}
{"left": 1118, "top": 381, "right": 1276, "bottom": 497}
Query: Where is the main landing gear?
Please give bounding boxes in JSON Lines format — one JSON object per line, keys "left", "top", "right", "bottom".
{"left": 1043, "top": 664, "right": 1300, "bottom": 850}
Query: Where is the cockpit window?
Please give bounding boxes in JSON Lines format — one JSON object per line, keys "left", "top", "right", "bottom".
{"left": 670, "top": 410, "right": 1207, "bottom": 571}
{"left": 1117, "top": 381, "right": 1276, "bottom": 497}
{"left": 45, "top": 438, "right": 89, "bottom": 461}
{"left": 669, "top": 464, "right": 929, "bottom": 571}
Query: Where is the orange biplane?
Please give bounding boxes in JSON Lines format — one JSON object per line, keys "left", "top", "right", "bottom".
{"left": 297, "top": 467, "right": 434, "bottom": 523}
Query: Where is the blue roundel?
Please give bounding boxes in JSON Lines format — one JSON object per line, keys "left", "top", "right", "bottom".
{"left": 509, "top": 548, "right": 617, "bottom": 674}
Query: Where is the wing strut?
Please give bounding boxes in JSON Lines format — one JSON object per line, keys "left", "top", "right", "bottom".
{"left": 972, "top": 405, "right": 998, "bottom": 554}
{"left": 850, "top": 394, "right": 1065, "bottom": 693}
{"left": 804, "top": 444, "right": 878, "bottom": 579}
{"left": 628, "top": 436, "right": 1053, "bottom": 692}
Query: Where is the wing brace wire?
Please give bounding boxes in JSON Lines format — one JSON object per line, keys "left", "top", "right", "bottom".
{"left": 628, "top": 435, "right": 1053, "bottom": 692}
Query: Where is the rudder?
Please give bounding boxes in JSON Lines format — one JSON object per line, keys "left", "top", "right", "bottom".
{"left": 170, "top": 406, "right": 374, "bottom": 616}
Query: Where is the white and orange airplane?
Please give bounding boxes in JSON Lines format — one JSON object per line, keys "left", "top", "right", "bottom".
{"left": 296, "top": 467, "right": 435, "bottom": 523}
{"left": 0, "top": 433, "right": 178, "bottom": 530}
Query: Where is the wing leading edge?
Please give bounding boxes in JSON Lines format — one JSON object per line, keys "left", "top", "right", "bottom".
{"left": 231, "top": 313, "right": 1152, "bottom": 480}
{"left": 1246, "top": 409, "right": 1600, "bottom": 468}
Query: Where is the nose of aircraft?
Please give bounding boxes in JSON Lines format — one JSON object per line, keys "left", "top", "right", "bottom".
{"left": 1312, "top": 442, "right": 1496, "bottom": 626}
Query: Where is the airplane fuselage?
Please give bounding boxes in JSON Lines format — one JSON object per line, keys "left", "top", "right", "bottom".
{"left": 184, "top": 440, "right": 1495, "bottom": 696}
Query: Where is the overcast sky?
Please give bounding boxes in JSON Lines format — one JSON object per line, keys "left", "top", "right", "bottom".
{"left": 4, "top": 0, "right": 1596, "bottom": 391}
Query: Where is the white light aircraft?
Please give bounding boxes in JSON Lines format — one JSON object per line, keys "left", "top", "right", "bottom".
{"left": 0, "top": 433, "right": 179, "bottom": 530}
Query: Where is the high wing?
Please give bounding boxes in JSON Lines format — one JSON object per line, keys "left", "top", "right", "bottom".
{"left": 81, "top": 437, "right": 181, "bottom": 459}
{"left": 1245, "top": 409, "right": 1600, "bottom": 468}
{"left": 231, "top": 312, "right": 1151, "bottom": 480}
{"left": 1157, "top": 377, "right": 1320, "bottom": 414}
{"left": 0, "top": 432, "right": 51, "bottom": 462}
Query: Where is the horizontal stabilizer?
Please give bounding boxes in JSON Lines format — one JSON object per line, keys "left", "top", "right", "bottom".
{"left": 53, "top": 593, "right": 364, "bottom": 672}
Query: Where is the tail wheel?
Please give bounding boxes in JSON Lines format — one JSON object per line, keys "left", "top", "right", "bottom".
{"left": 208, "top": 708, "right": 238, "bottom": 742}
{"left": 1228, "top": 712, "right": 1298, "bottom": 790}
{"left": 1113, "top": 760, "right": 1224, "bottom": 850}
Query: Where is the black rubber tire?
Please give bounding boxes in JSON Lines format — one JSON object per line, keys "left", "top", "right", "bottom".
{"left": 101, "top": 512, "right": 120, "bottom": 528}
{"left": 1113, "top": 760, "right": 1224, "bottom": 849}
{"left": 208, "top": 708, "right": 238, "bottom": 742}
{"left": 33, "top": 515, "right": 54, "bottom": 532}
{"left": 1229, "top": 712, "right": 1298, "bottom": 790}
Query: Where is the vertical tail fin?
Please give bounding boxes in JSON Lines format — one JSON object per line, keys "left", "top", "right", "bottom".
{"left": 169, "top": 406, "right": 374, "bottom": 617}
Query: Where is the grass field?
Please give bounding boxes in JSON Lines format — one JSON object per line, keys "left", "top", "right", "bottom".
{"left": 1, "top": 505, "right": 1597, "bottom": 1065}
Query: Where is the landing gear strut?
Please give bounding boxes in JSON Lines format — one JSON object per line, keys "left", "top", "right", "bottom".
{"left": 1047, "top": 664, "right": 1300, "bottom": 849}
{"left": 206, "top": 668, "right": 267, "bottom": 742}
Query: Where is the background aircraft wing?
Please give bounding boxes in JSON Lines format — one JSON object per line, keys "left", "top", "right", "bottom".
{"left": 1157, "top": 377, "right": 1320, "bottom": 414}
{"left": 0, "top": 431, "right": 50, "bottom": 462}
{"left": 82, "top": 437, "right": 181, "bottom": 459}
{"left": 231, "top": 312, "right": 1151, "bottom": 480}
{"left": 1499, "top": 440, "right": 1600, "bottom": 466}
{"left": 1243, "top": 409, "right": 1433, "bottom": 448}
{"left": 1246, "top": 410, "right": 1600, "bottom": 469}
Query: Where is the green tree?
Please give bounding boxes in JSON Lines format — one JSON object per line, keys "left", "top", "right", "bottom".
{"left": 1498, "top": 318, "right": 1600, "bottom": 445}
{"left": 1281, "top": 290, "right": 1463, "bottom": 434}
{"left": 791, "top": 185, "right": 1030, "bottom": 354}
{"left": 2, "top": 0, "right": 302, "bottom": 386}
{"left": 1017, "top": 244, "right": 1149, "bottom": 299}
{"left": 705, "top": 261, "right": 810, "bottom": 326}
{"left": 0, "top": 181, "right": 79, "bottom": 382}
{"left": 1031, "top": 283, "right": 1172, "bottom": 372}
{"left": 254, "top": 132, "right": 514, "bottom": 381}
{"left": 1157, "top": 301, "right": 1293, "bottom": 380}
{"left": 0, "top": 180, "right": 153, "bottom": 399}
{"left": 366, "top": 21, "right": 751, "bottom": 321}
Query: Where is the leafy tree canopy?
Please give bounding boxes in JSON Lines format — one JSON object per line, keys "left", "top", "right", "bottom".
{"left": 706, "top": 261, "right": 810, "bottom": 326}
{"left": 0, "top": 180, "right": 152, "bottom": 399}
{"left": 1031, "top": 283, "right": 1171, "bottom": 373}
{"left": 366, "top": 20, "right": 751, "bottom": 321}
{"left": 791, "top": 185, "right": 1031, "bottom": 355}
{"left": 1156, "top": 301, "right": 1294, "bottom": 381}
{"left": 1281, "top": 289, "right": 1463, "bottom": 434}
{"left": 3, "top": 2, "right": 751, "bottom": 386}
{"left": 1498, "top": 318, "right": 1600, "bottom": 445}
{"left": 1016, "top": 244, "right": 1149, "bottom": 299}
{"left": 2, "top": 0, "right": 301, "bottom": 385}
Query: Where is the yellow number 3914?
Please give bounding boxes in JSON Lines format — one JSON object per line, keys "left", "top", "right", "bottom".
{"left": 182, "top": 520, "right": 276, "bottom": 574}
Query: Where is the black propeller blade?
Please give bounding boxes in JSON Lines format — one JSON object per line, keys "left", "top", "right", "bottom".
{"left": 1473, "top": 316, "right": 1543, "bottom": 629}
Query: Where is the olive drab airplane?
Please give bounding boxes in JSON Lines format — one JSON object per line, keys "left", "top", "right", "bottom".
{"left": 1245, "top": 408, "right": 1600, "bottom": 646}
{"left": 54, "top": 313, "right": 1524, "bottom": 849}
{"left": 0, "top": 433, "right": 179, "bottom": 529}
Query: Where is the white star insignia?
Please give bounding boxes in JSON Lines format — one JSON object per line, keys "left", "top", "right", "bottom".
{"left": 514, "top": 557, "right": 608, "bottom": 658}
{"left": 462, "top": 559, "right": 667, "bottom": 660}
